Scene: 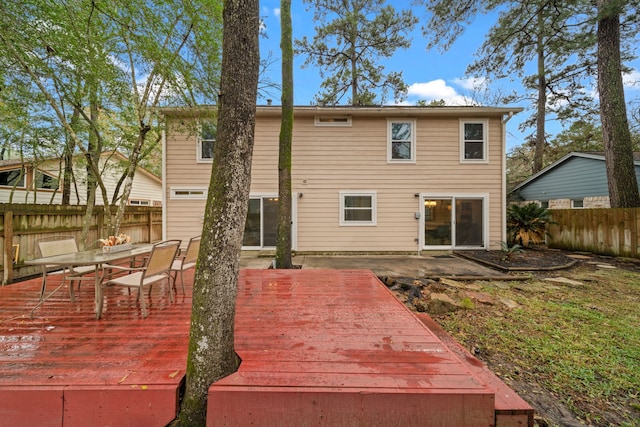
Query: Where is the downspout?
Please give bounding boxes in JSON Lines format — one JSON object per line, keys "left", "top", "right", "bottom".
{"left": 161, "top": 125, "right": 167, "bottom": 241}
{"left": 501, "top": 112, "right": 515, "bottom": 247}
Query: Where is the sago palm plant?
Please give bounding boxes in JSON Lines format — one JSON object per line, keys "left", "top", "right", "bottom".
{"left": 507, "top": 203, "right": 553, "bottom": 247}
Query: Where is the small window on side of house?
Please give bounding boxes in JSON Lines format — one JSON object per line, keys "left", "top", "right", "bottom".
{"left": 171, "top": 188, "right": 208, "bottom": 199}
{"left": 387, "top": 119, "right": 416, "bottom": 163}
{"left": 571, "top": 199, "right": 584, "bottom": 208}
{"left": 540, "top": 201, "right": 549, "bottom": 209}
{"left": 340, "top": 191, "right": 377, "bottom": 226}
{"left": 198, "top": 121, "right": 216, "bottom": 162}
{"left": 35, "top": 170, "right": 59, "bottom": 190}
{"left": 129, "top": 199, "right": 150, "bottom": 206}
{"left": 460, "top": 120, "right": 488, "bottom": 162}
{"left": 0, "top": 169, "right": 25, "bottom": 188}
{"left": 315, "top": 116, "right": 352, "bottom": 126}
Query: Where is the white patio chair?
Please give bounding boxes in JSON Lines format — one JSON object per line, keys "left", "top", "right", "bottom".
{"left": 170, "top": 235, "right": 200, "bottom": 294}
{"left": 36, "top": 235, "right": 95, "bottom": 303}
{"left": 96, "top": 240, "right": 180, "bottom": 319}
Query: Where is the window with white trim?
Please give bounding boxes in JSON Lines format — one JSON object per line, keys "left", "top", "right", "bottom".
{"left": 34, "top": 170, "right": 59, "bottom": 190}
{"left": 0, "top": 168, "right": 25, "bottom": 188}
{"left": 198, "top": 121, "right": 216, "bottom": 162}
{"left": 460, "top": 120, "right": 488, "bottom": 162}
{"left": 340, "top": 191, "right": 376, "bottom": 226}
{"left": 571, "top": 199, "right": 584, "bottom": 208}
{"left": 128, "top": 199, "right": 150, "bottom": 206}
{"left": 170, "top": 188, "right": 207, "bottom": 199}
{"left": 388, "top": 120, "right": 416, "bottom": 162}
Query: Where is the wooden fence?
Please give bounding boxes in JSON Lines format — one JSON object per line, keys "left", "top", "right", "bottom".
{"left": 0, "top": 203, "right": 162, "bottom": 284}
{"left": 547, "top": 208, "right": 640, "bottom": 258}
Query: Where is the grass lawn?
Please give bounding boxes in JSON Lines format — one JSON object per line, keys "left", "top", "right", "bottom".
{"left": 432, "top": 264, "right": 640, "bottom": 427}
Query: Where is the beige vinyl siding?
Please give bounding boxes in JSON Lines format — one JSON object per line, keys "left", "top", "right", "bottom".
{"left": 163, "top": 107, "right": 511, "bottom": 252}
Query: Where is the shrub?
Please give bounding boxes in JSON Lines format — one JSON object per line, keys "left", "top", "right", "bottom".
{"left": 507, "top": 203, "right": 552, "bottom": 247}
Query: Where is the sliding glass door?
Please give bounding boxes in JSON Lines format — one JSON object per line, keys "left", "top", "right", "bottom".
{"left": 243, "top": 196, "right": 278, "bottom": 248}
{"left": 423, "top": 196, "right": 485, "bottom": 249}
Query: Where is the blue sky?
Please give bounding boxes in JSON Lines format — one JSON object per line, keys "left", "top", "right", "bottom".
{"left": 257, "top": 1, "right": 640, "bottom": 151}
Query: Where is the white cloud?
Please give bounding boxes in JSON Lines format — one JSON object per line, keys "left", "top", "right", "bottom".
{"left": 274, "top": 8, "right": 281, "bottom": 18}
{"left": 407, "top": 79, "right": 457, "bottom": 99}
{"left": 623, "top": 69, "right": 640, "bottom": 89}
{"left": 404, "top": 79, "right": 476, "bottom": 106}
{"left": 452, "top": 77, "right": 487, "bottom": 91}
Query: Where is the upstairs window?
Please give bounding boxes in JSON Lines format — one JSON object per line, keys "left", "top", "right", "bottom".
{"left": 0, "top": 169, "right": 25, "bottom": 188}
{"left": 388, "top": 120, "right": 416, "bottom": 163}
{"left": 460, "top": 120, "right": 488, "bottom": 162}
{"left": 35, "top": 170, "right": 59, "bottom": 190}
{"left": 198, "top": 121, "right": 216, "bottom": 162}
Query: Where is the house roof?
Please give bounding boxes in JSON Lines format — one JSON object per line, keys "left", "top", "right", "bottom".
{"left": 160, "top": 104, "right": 524, "bottom": 118}
{"left": 510, "top": 151, "right": 640, "bottom": 193}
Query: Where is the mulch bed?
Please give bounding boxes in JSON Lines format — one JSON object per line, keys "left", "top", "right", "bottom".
{"left": 456, "top": 248, "right": 578, "bottom": 271}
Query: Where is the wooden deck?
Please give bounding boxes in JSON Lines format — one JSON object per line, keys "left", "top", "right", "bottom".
{"left": 0, "top": 268, "right": 532, "bottom": 426}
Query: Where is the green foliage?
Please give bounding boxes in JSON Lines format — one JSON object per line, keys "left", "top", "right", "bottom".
{"left": 459, "top": 297, "right": 475, "bottom": 310}
{"left": 546, "top": 120, "right": 604, "bottom": 162}
{"left": 507, "top": 203, "right": 552, "bottom": 247}
{"left": 295, "top": 0, "right": 417, "bottom": 105}
{"left": 499, "top": 241, "right": 524, "bottom": 260}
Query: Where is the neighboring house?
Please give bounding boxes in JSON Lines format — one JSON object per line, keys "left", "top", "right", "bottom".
{"left": 162, "top": 105, "right": 522, "bottom": 253}
{"left": 510, "top": 151, "right": 640, "bottom": 209}
{"left": 0, "top": 151, "right": 162, "bottom": 206}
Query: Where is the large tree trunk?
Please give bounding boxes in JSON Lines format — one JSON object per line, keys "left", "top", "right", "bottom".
{"left": 81, "top": 92, "right": 100, "bottom": 250}
{"left": 175, "top": 0, "right": 260, "bottom": 425}
{"left": 276, "top": 0, "right": 293, "bottom": 269}
{"left": 597, "top": 0, "right": 640, "bottom": 207}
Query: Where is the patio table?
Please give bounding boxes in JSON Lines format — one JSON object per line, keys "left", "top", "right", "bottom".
{"left": 26, "top": 244, "right": 154, "bottom": 317}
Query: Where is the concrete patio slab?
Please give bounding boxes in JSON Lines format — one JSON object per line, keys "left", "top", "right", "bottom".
{"left": 241, "top": 253, "right": 511, "bottom": 279}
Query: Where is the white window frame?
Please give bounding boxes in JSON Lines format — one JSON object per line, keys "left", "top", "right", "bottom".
{"left": 128, "top": 199, "right": 150, "bottom": 206}
{"left": 314, "top": 116, "right": 352, "bottom": 127}
{"left": 339, "top": 191, "right": 377, "bottom": 226}
{"left": 571, "top": 199, "right": 584, "bottom": 209}
{"left": 197, "top": 122, "right": 216, "bottom": 163}
{"left": 460, "top": 119, "right": 489, "bottom": 163}
{"left": 387, "top": 119, "right": 416, "bottom": 163}
{"left": 170, "top": 187, "right": 208, "bottom": 200}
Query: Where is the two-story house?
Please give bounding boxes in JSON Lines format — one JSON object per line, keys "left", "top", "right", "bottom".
{"left": 161, "top": 105, "right": 521, "bottom": 253}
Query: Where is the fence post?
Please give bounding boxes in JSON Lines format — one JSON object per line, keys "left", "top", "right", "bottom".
{"left": 3, "top": 211, "right": 13, "bottom": 285}
{"left": 148, "top": 210, "right": 153, "bottom": 243}
{"left": 97, "top": 210, "right": 104, "bottom": 241}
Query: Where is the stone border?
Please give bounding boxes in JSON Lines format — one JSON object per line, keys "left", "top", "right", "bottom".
{"left": 454, "top": 251, "right": 578, "bottom": 272}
